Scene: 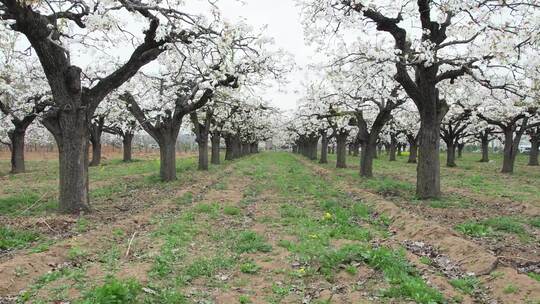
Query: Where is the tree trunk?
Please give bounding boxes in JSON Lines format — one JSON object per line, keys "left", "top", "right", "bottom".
{"left": 457, "top": 143, "right": 465, "bottom": 158}
{"left": 501, "top": 129, "right": 519, "bottom": 174}
{"left": 9, "top": 129, "right": 26, "bottom": 174}
{"left": 360, "top": 143, "right": 376, "bottom": 177}
{"left": 320, "top": 133, "right": 328, "bottom": 164}
{"left": 197, "top": 137, "right": 209, "bottom": 170}
{"left": 225, "top": 135, "right": 233, "bottom": 161}
{"left": 158, "top": 137, "right": 177, "bottom": 181}
{"left": 336, "top": 133, "right": 347, "bottom": 168}
{"left": 44, "top": 112, "right": 91, "bottom": 214}
{"left": 397, "top": 144, "right": 402, "bottom": 156}
{"left": 408, "top": 142, "right": 418, "bottom": 164}
{"left": 211, "top": 132, "right": 221, "bottom": 165}
{"left": 389, "top": 138, "right": 397, "bottom": 161}
{"left": 89, "top": 139, "right": 101, "bottom": 167}
{"left": 122, "top": 133, "right": 133, "bottom": 162}
{"left": 353, "top": 143, "right": 359, "bottom": 157}
{"left": 480, "top": 136, "right": 489, "bottom": 163}
{"left": 528, "top": 137, "right": 539, "bottom": 166}
{"left": 416, "top": 110, "right": 443, "bottom": 199}
{"left": 446, "top": 142, "right": 456, "bottom": 167}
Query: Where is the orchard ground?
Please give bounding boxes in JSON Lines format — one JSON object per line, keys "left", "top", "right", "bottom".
{"left": 0, "top": 151, "right": 539, "bottom": 304}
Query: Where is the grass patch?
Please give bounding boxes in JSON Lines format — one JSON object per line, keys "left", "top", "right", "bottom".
{"left": 223, "top": 206, "right": 241, "bottom": 216}
{"left": 0, "top": 226, "right": 40, "bottom": 250}
{"left": 450, "top": 276, "right": 480, "bottom": 295}
{"left": 233, "top": 231, "right": 272, "bottom": 254}
{"left": 455, "top": 217, "right": 527, "bottom": 238}
{"left": 80, "top": 276, "right": 141, "bottom": 303}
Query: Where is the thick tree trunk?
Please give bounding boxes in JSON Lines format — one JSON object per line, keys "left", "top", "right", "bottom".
{"left": 211, "top": 132, "right": 221, "bottom": 165}
{"left": 408, "top": 142, "right": 418, "bottom": 164}
{"left": 389, "top": 138, "right": 397, "bottom": 161}
{"left": 446, "top": 142, "right": 456, "bottom": 167}
{"left": 197, "top": 137, "right": 209, "bottom": 170}
{"left": 320, "top": 133, "right": 328, "bottom": 164}
{"left": 528, "top": 137, "right": 539, "bottom": 166}
{"left": 9, "top": 129, "right": 26, "bottom": 174}
{"left": 44, "top": 112, "right": 92, "bottom": 214}
{"left": 89, "top": 118, "right": 104, "bottom": 167}
{"left": 501, "top": 130, "right": 519, "bottom": 174}
{"left": 158, "top": 137, "right": 177, "bottom": 181}
{"left": 353, "top": 143, "right": 359, "bottom": 157}
{"left": 360, "top": 143, "right": 377, "bottom": 177}
{"left": 89, "top": 140, "right": 101, "bottom": 167}
{"left": 309, "top": 140, "right": 318, "bottom": 160}
{"left": 225, "top": 135, "right": 233, "bottom": 161}
{"left": 336, "top": 133, "right": 347, "bottom": 168}
{"left": 122, "top": 133, "right": 133, "bottom": 162}
{"left": 480, "top": 136, "right": 489, "bottom": 162}
{"left": 457, "top": 143, "right": 465, "bottom": 158}
{"left": 416, "top": 111, "right": 443, "bottom": 199}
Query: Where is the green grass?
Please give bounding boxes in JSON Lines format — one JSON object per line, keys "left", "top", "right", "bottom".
{"left": 79, "top": 276, "right": 141, "bottom": 304}
{"left": 233, "top": 231, "right": 272, "bottom": 254}
{"left": 0, "top": 226, "right": 40, "bottom": 250}
{"left": 450, "top": 276, "right": 480, "bottom": 295}
{"left": 455, "top": 216, "right": 528, "bottom": 238}
{"left": 239, "top": 153, "right": 444, "bottom": 303}
{"left": 239, "top": 261, "right": 261, "bottom": 274}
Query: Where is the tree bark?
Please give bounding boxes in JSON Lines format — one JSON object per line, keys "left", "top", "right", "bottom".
{"left": 501, "top": 129, "right": 519, "bottom": 174}
{"left": 360, "top": 143, "right": 377, "bottom": 177}
{"left": 336, "top": 133, "right": 347, "bottom": 168}
{"left": 122, "top": 133, "right": 133, "bottom": 162}
{"left": 528, "top": 137, "right": 539, "bottom": 166}
{"left": 158, "top": 137, "right": 177, "bottom": 181}
{"left": 416, "top": 106, "right": 445, "bottom": 199}
{"left": 225, "top": 135, "right": 233, "bottom": 161}
{"left": 197, "top": 137, "right": 209, "bottom": 170}
{"left": 480, "top": 135, "right": 489, "bottom": 163}
{"left": 43, "top": 110, "right": 91, "bottom": 214}
{"left": 446, "top": 142, "right": 456, "bottom": 167}
{"left": 89, "top": 117, "right": 104, "bottom": 167}
{"left": 457, "top": 143, "right": 465, "bottom": 158}
{"left": 211, "top": 132, "right": 221, "bottom": 165}
{"left": 8, "top": 129, "right": 26, "bottom": 174}
{"left": 320, "top": 133, "right": 328, "bottom": 164}
{"left": 389, "top": 136, "right": 397, "bottom": 161}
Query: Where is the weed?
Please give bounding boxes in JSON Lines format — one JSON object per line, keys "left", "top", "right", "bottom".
{"left": 503, "top": 284, "right": 519, "bottom": 294}
{"left": 67, "top": 246, "right": 87, "bottom": 262}
{"left": 450, "top": 276, "right": 480, "bottom": 295}
{"left": 0, "top": 226, "right": 39, "bottom": 250}
{"left": 176, "top": 192, "right": 194, "bottom": 205}
{"left": 81, "top": 276, "right": 141, "bottom": 303}
{"left": 234, "top": 231, "right": 272, "bottom": 254}
{"left": 239, "top": 295, "right": 252, "bottom": 304}
{"left": 239, "top": 261, "right": 261, "bottom": 274}
{"left": 528, "top": 272, "right": 540, "bottom": 282}
{"left": 455, "top": 222, "right": 493, "bottom": 237}
{"left": 224, "top": 206, "right": 241, "bottom": 216}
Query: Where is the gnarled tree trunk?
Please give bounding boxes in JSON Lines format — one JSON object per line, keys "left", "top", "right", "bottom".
{"left": 211, "top": 132, "right": 221, "bottom": 165}
{"left": 122, "top": 133, "right": 134, "bottom": 162}
{"left": 416, "top": 100, "right": 446, "bottom": 199}
{"left": 479, "top": 135, "right": 489, "bottom": 163}
{"left": 336, "top": 133, "right": 348, "bottom": 168}
{"left": 8, "top": 129, "right": 26, "bottom": 174}
{"left": 88, "top": 117, "right": 104, "bottom": 167}
{"left": 446, "top": 142, "right": 456, "bottom": 167}
{"left": 158, "top": 136, "right": 177, "bottom": 181}
{"left": 320, "top": 133, "right": 328, "bottom": 164}
{"left": 528, "top": 136, "right": 539, "bottom": 166}
{"left": 360, "top": 143, "right": 377, "bottom": 177}
{"left": 44, "top": 108, "right": 92, "bottom": 214}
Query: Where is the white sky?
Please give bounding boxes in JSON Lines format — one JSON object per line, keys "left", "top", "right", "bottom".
{"left": 214, "top": 0, "right": 316, "bottom": 111}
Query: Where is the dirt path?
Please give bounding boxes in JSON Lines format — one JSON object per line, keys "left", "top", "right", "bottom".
{"left": 298, "top": 156, "right": 540, "bottom": 304}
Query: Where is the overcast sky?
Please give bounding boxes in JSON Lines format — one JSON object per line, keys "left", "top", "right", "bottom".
{"left": 215, "top": 0, "right": 316, "bottom": 111}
